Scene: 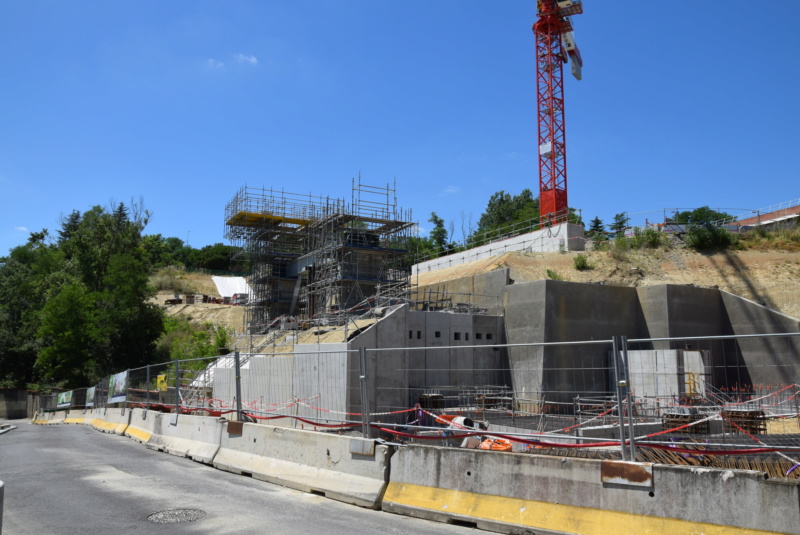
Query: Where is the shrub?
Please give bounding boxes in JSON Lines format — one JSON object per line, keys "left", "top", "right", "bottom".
{"left": 631, "top": 227, "right": 669, "bottom": 249}
{"left": 151, "top": 266, "right": 198, "bottom": 294}
{"left": 607, "top": 236, "right": 630, "bottom": 262}
{"left": 546, "top": 269, "right": 563, "bottom": 280}
{"left": 573, "top": 253, "right": 592, "bottom": 271}
{"left": 684, "top": 224, "right": 737, "bottom": 251}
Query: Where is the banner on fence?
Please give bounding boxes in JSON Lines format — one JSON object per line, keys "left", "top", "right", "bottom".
{"left": 86, "top": 386, "right": 96, "bottom": 407}
{"left": 157, "top": 374, "right": 168, "bottom": 392}
{"left": 57, "top": 390, "right": 73, "bottom": 408}
{"left": 108, "top": 370, "right": 128, "bottom": 403}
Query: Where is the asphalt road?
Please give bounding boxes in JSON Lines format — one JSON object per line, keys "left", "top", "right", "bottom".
{"left": 0, "top": 419, "right": 476, "bottom": 535}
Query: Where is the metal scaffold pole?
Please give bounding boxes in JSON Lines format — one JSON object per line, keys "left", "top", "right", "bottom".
{"left": 235, "top": 350, "right": 243, "bottom": 422}
{"left": 359, "top": 346, "right": 371, "bottom": 438}
{"left": 621, "top": 336, "right": 637, "bottom": 461}
{"left": 612, "top": 336, "right": 627, "bottom": 461}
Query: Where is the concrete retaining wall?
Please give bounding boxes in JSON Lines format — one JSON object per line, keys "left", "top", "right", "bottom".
{"left": 382, "top": 445, "right": 800, "bottom": 535}
{"left": 213, "top": 422, "right": 391, "bottom": 508}
{"left": 0, "top": 390, "right": 29, "bottom": 419}
{"left": 413, "top": 223, "right": 585, "bottom": 275}
{"left": 146, "top": 413, "right": 223, "bottom": 464}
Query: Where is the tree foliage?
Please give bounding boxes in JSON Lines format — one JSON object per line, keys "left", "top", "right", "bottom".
{"left": 474, "top": 189, "right": 540, "bottom": 240}
{"left": 609, "top": 213, "right": 628, "bottom": 237}
{"left": 0, "top": 201, "right": 165, "bottom": 389}
{"left": 141, "top": 235, "right": 242, "bottom": 271}
{"left": 587, "top": 216, "right": 606, "bottom": 241}
{"left": 673, "top": 206, "right": 732, "bottom": 226}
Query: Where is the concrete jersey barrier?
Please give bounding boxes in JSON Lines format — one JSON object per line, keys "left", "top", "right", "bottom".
{"left": 31, "top": 410, "right": 53, "bottom": 425}
{"left": 213, "top": 422, "right": 391, "bottom": 509}
{"left": 91, "top": 407, "right": 130, "bottom": 435}
{"left": 124, "top": 408, "right": 160, "bottom": 444}
{"left": 64, "top": 409, "right": 91, "bottom": 425}
{"left": 382, "top": 445, "right": 800, "bottom": 535}
{"left": 146, "top": 413, "right": 223, "bottom": 464}
{"left": 45, "top": 410, "right": 67, "bottom": 425}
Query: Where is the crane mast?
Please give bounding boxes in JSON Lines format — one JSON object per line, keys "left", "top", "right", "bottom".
{"left": 534, "top": 0, "right": 583, "bottom": 224}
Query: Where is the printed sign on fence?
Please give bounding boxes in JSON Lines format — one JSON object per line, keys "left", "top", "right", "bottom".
{"left": 108, "top": 370, "right": 128, "bottom": 403}
{"left": 86, "top": 386, "right": 96, "bottom": 407}
{"left": 157, "top": 374, "right": 168, "bottom": 392}
{"left": 57, "top": 390, "right": 73, "bottom": 408}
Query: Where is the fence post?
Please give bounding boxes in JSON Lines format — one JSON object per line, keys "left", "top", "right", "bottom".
{"left": 234, "top": 350, "right": 243, "bottom": 422}
{"left": 612, "top": 336, "right": 627, "bottom": 461}
{"left": 173, "top": 359, "right": 180, "bottom": 417}
{"left": 621, "top": 336, "right": 637, "bottom": 461}
{"left": 145, "top": 364, "right": 151, "bottom": 412}
{"left": 358, "top": 347, "right": 371, "bottom": 438}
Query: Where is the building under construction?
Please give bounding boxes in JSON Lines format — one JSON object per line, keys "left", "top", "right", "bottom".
{"left": 225, "top": 179, "right": 415, "bottom": 333}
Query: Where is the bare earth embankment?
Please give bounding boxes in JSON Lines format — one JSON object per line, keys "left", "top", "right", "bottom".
{"left": 414, "top": 249, "right": 800, "bottom": 320}
{"left": 158, "top": 249, "right": 800, "bottom": 334}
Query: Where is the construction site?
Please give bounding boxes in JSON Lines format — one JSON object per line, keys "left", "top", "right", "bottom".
{"left": 7, "top": 2, "right": 800, "bottom": 534}
{"left": 202, "top": 0, "right": 800, "bottom": 486}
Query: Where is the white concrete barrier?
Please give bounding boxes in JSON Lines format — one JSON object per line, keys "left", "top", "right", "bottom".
{"left": 90, "top": 407, "right": 130, "bottom": 435}
{"left": 64, "top": 409, "right": 91, "bottom": 425}
{"left": 1, "top": 479, "right": 4, "bottom": 535}
{"left": 146, "top": 413, "right": 222, "bottom": 464}
{"left": 31, "top": 410, "right": 50, "bottom": 425}
{"left": 382, "top": 445, "right": 800, "bottom": 535}
{"left": 124, "top": 408, "right": 160, "bottom": 444}
{"left": 37, "top": 410, "right": 66, "bottom": 425}
{"left": 213, "top": 422, "right": 391, "bottom": 509}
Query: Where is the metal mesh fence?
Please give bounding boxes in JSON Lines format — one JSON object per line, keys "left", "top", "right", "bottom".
{"left": 38, "top": 332, "right": 800, "bottom": 469}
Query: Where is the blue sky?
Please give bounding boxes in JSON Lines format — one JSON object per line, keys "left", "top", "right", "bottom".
{"left": 2, "top": 1, "right": 798, "bottom": 254}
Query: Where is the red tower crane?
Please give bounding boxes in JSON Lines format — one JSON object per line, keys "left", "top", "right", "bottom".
{"left": 533, "top": 0, "right": 583, "bottom": 224}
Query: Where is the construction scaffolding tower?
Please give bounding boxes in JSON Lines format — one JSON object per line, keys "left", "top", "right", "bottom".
{"left": 224, "top": 178, "right": 415, "bottom": 333}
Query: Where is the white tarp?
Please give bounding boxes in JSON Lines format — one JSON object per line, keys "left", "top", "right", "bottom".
{"left": 212, "top": 276, "right": 253, "bottom": 298}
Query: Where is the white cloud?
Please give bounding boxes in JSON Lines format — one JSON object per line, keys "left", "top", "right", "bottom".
{"left": 206, "top": 58, "right": 224, "bottom": 68}
{"left": 15, "top": 226, "right": 28, "bottom": 232}
{"left": 440, "top": 185, "right": 461, "bottom": 196}
{"left": 235, "top": 53, "right": 258, "bottom": 65}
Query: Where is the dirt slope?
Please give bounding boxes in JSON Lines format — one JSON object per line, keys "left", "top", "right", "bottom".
{"left": 159, "top": 249, "right": 800, "bottom": 335}
{"left": 415, "top": 249, "right": 800, "bottom": 320}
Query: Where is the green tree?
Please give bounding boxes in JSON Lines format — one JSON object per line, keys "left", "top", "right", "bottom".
{"left": 195, "top": 243, "right": 238, "bottom": 271}
{"left": 0, "top": 233, "right": 65, "bottom": 387}
{"left": 93, "top": 254, "right": 164, "bottom": 374}
{"left": 57, "top": 210, "right": 82, "bottom": 246}
{"left": 610, "top": 213, "right": 628, "bottom": 237}
{"left": 474, "top": 189, "right": 540, "bottom": 237}
{"left": 36, "top": 283, "right": 100, "bottom": 386}
{"left": 428, "top": 212, "right": 450, "bottom": 257}
{"left": 587, "top": 216, "right": 606, "bottom": 240}
{"left": 673, "top": 206, "right": 732, "bottom": 226}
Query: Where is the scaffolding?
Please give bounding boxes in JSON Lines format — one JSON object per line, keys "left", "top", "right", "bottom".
{"left": 224, "top": 178, "right": 415, "bottom": 333}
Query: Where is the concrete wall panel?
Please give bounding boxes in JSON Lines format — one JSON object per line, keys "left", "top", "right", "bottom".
{"left": 413, "top": 223, "right": 585, "bottom": 275}
{"left": 424, "top": 313, "right": 450, "bottom": 386}
{"left": 721, "top": 290, "right": 800, "bottom": 385}
{"left": 383, "top": 445, "right": 800, "bottom": 534}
